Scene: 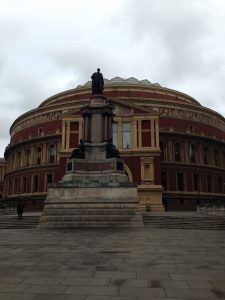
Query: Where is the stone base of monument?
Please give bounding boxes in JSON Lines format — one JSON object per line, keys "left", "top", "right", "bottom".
{"left": 39, "top": 92, "right": 144, "bottom": 228}
{"left": 39, "top": 183, "right": 144, "bottom": 228}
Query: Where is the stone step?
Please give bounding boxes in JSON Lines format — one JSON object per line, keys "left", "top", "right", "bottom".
{"left": 40, "top": 214, "right": 141, "bottom": 222}
{"left": 46, "top": 198, "right": 140, "bottom": 204}
{"left": 0, "top": 216, "right": 40, "bottom": 229}
{"left": 143, "top": 215, "right": 225, "bottom": 230}
{"left": 43, "top": 203, "right": 138, "bottom": 209}
{"left": 39, "top": 221, "right": 144, "bottom": 228}
{"left": 43, "top": 208, "right": 137, "bottom": 216}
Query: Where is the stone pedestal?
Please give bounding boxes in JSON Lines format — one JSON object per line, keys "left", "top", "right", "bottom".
{"left": 39, "top": 185, "right": 143, "bottom": 228}
{"left": 39, "top": 94, "right": 143, "bottom": 228}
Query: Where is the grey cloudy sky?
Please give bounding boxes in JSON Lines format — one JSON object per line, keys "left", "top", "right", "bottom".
{"left": 1, "top": 0, "right": 225, "bottom": 157}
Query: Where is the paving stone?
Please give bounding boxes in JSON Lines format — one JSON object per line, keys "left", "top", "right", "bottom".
{"left": 210, "top": 281, "right": 225, "bottom": 289}
{"left": 0, "top": 276, "right": 25, "bottom": 283}
{"left": 31, "top": 295, "right": 85, "bottom": 300}
{"left": 165, "top": 287, "right": 216, "bottom": 298}
{"left": 119, "top": 287, "right": 165, "bottom": 297}
{"left": 137, "top": 273, "right": 170, "bottom": 280}
{"left": 86, "top": 297, "right": 137, "bottom": 300}
{"left": 187, "top": 280, "right": 213, "bottom": 288}
{"left": 169, "top": 273, "right": 212, "bottom": 281}
{"left": 25, "top": 284, "right": 69, "bottom": 294}
{"left": 0, "top": 283, "right": 29, "bottom": 293}
{"left": 0, "top": 228, "right": 224, "bottom": 299}
{"left": 95, "top": 271, "right": 136, "bottom": 279}
{"left": 0, "top": 294, "right": 34, "bottom": 300}
{"left": 22, "top": 277, "right": 64, "bottom": 285}
{"left": 55, "top": 270, "right": 95, "bottom": 277}
{"left": 153, "top": 280, "right": 190, "bottom": 288}
{"left": 111, "top": 279, "right": 148, "bottom": 287}
{"left": 61, "top": 278, "right": 109, "bottom": 285}
{"left": 65, "top": 285, "right": 118, "bottom": 295}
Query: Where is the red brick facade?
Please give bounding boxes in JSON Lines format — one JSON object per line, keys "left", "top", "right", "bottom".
{"left": 1, "top": 78, "right": 225, "bottom": 211}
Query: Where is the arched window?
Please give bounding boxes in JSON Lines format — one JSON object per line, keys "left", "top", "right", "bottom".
{"left": 38, "top": 127, "right": 43, "bottom": 136}
{"left": 122, "top": 122, "right": 131, "bottom": 148}
{"left": 174, "top": 143, "right": 181, "bottom": 162}
{"left": 35, "top": 147, "right": 42, "bottom": 165}
{"left": 17, "top": 152, "right": 21, "bottom": 168}
{"left": 204, "top": 147, "right": 208, "bottom": 165}
{"left": 189, "top": 144, "right": 196, "bottom": 163}
{"left": 48, "top": 145, "right": 56, "bottom": 163}
{"left": 214, "top": 149, "right": 218, "bottom": 166}
{"left": 160, "top": 142, "right": 165, "bottom": 160}
{"left": 25, "top": 149, "right": 30, "bottom": 166}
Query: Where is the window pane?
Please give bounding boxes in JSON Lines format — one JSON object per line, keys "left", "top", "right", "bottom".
{"left": 177, "top": 173, "right": 184, "bottom": 191}
{"left": 122, "top": 123, "right": 131, "bottom": 148}
{"left": 193, "top": 174, "right": 199, "bottom": 191}
{"left": 175, "top": 143, "right": 181, "bottom": 161}
{"left": 218, "top": 176, "right": 222, "bottom": 193}
{"left": 123, "top": 123, "right": 130, "bottom": 132}
{"left": 49, "top": 145, "right": 56, "bottom": 163}
{"left": 22, "top": 177, "right": 27, "bottom": 193}
{"left": 160, "top": 142, "right": 165, "bottom": 160}
{"left": 189, "top": 144, "right": 195, "bottom": 163}
{"left": 33, "top": 175, "right": 39, "bottom": 192}
{"left": 112, "top": 123, "right": 118, "bottom": 147}
{"left": 207, "top": 175, "right": 212, "bottom": 192}
{"left": 161, "top": 172, "right": 167, "bottom": 190}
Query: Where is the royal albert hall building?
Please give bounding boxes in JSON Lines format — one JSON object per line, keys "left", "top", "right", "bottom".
{"left": 1, "top": 77, "right": 225, "bottom": 211}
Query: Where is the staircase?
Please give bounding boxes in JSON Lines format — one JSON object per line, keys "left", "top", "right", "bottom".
{"left": 143, "top": 213, "right": 225, "bottom": 230}
{"left": 39, "top": 200, "right": 143, "bottom": 228}
{"left": 39, "top": 185, "right": 144, "bottom": 228}
{"left": 0, "top": 215, "right": 40, "bottom": 229}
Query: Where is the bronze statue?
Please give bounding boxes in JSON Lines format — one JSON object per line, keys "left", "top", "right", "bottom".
{"left": 91, "top": 68, "right": 104, "bottom": 95}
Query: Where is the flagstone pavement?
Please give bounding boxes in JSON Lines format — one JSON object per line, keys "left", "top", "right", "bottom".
{"left": 0, "top": 227, "right": 225, "bottom": 300}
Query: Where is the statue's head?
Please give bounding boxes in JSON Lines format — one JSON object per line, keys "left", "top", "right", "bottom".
{"left": 97, "top": 68, "right": 100, "bottom": 72}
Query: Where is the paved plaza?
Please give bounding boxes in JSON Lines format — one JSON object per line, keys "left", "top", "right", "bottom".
{"left": 0, "top": 227, "right": 225, "bottom": 300}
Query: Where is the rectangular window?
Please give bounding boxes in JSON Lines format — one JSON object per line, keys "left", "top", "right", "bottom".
{"left": 141, "top": 120, "right": 151, "bottom": 147}
{"left": 46, "top": 174, "right": 53, "bottom": 191}
{"left": 22, "top": 177, "right": 27, "bottom": 193}
{"left": 14, "top": 178, "right": 18, "bottom": 194}
{"left": 177, "top": 173, "right": 184, "bottom": 191}
{"left": 193, "top": 174, "right": 199, "bottom": 191}
{"left": 47, "top": 173, "right": 53, "bottom": 184}
{"left": 122, "top": 122, "right": 131, "bottom": 148}
{"left": 207, "top": 175, "right": 212, "bottom": 193}
{"left": 112, "top": 123, "right": 118, "bottom": 147}
{"left": 161, "top": 172, "right": 167, "bottom": 190}
{"left": 218, "top": 176, "right": 223, "bottom": 193}
{"left": 33, "top": 175, "right": 39, "bottom": 193}
{"left": 214, "top": 150, "right": 218, "bottom": 166}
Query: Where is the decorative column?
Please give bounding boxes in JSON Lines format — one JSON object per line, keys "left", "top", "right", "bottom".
{"left": 132, "top": 120, "right": 137, "bottom": 148}
{"left": 168, "top": 141, "right": 173, "bottom": 161}
{"left": 117, "top": 119, "right": 123, "bottom": 148}
{"left": 43, "top": 144, "right": 47, "bottom": 164}
{"left": 66, "top": 122, "right": 70, "bottom": 149}
{"left": 155, "top": 119, "right": 159, "bottom": 147}
{"left": 30, "top": 145, "right": 35, "bottom": 165}
{"left": 62, "top": 121, "right": 66, "bottom": 149}
{"left": 151, "top": 120, "right": 155, "bottom": 147}
{"left": 138, "top": 120, "right": 142, "bottom": 148}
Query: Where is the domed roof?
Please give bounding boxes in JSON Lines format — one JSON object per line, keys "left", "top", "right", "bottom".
{"left": 76, "top": 76, "right": 162, "bottom": 88}
{"left": 38, "top": 76, "right": 201, "bottom": 108}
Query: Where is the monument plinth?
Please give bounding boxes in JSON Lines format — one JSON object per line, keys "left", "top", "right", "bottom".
{"left": 39, "top": 70, "right": 143, "bottom": 228}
